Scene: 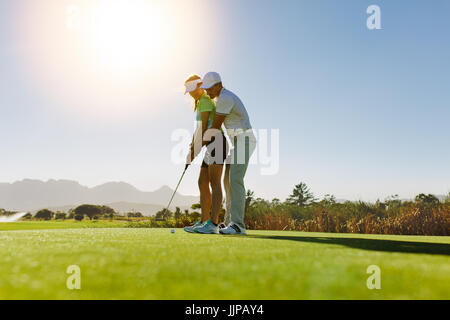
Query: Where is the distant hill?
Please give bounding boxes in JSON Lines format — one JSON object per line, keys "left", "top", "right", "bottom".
{"left": 0, "top": 179, "right": 199, "bottom": 214}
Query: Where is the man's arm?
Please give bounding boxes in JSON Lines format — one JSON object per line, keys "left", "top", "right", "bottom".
{"left": 211, "top": 113, "right": 226, "bottom": 130}
{"left": 202, "top": 113, "right": 226, "bottom": 146}
{"left": 213, "top": 93, "right": 231, "bottom": 131}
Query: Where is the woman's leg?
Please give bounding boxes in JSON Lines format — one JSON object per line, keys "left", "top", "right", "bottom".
{"left": 208, "top": 164, "right": 224, "bottom": 224}
{"left": 198, "top": 167, "right": 211, "bottom": 222}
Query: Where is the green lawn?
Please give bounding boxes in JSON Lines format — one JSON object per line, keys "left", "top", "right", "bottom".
{"left": 0, "top": 221, "right": 449, "bottom": 299}
{"left": 0, "top": 220, "right": 126, "bottom": 231}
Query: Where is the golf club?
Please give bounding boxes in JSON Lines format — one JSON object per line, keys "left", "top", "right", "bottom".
{"left": 157, "top": 165, "right": 189, "bottom": 221}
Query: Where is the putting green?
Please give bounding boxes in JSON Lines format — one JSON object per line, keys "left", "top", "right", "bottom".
{"left": 0, "top": 222, "right": 449, "bottom": 299}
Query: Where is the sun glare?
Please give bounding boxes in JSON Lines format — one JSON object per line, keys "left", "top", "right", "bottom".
{"left": 90, "top": 1, "right": 167, "bottom": 72}
{"left": 17, "top": 0, "right": 211, "bottom": 119}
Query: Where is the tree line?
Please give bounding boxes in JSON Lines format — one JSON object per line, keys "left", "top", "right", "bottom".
{"left": 2, "top": 182, "right": 449, "bottom": 236}
{"left": 243, "top": 183, "right": 450, "bottom": 236}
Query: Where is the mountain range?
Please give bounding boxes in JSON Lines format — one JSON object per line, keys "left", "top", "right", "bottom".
{"left": 0, "top": 179, "right": 199, "bottom": 216}
{"left": 1, "top": 179, "right": 446, "bottom": 216}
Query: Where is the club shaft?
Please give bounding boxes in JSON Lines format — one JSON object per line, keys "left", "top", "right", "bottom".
{"left": 164, "top": 169, "right": 186, "bottom": 212}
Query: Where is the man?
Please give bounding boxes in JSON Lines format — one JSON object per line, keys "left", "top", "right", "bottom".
{"left": 200, "top": 72, "right": 256, "bottom": 235}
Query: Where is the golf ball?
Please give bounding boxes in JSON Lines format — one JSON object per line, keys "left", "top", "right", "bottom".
{"left": 171, "top": 229, "right": 175, "bottom": 234}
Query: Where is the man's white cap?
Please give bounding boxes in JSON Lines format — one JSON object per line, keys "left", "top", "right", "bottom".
{"left": 200, "top": 72, "right": 222, "bottom": 89}
{"left": 184, "top": 78, "right": 202, "bottom": 94}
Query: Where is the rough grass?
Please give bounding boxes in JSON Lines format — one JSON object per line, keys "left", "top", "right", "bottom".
{"left": 0, "top": 222, "right": 449, "bottom": 300}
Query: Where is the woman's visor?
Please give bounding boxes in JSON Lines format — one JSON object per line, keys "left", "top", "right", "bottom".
{"left": 184, "top": 79, "right": 202, "bottom": 94}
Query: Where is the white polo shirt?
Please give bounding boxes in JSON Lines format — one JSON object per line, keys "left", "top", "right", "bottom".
{"left": 215, "top": 88, "right": 252, "bottom": 137}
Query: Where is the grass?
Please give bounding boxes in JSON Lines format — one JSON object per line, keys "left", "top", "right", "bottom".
{"left": 0, "top": 221, "right": 449, "bottom": 299}
{"left": 0, "top": 220, "right": 126, "bottom": 231}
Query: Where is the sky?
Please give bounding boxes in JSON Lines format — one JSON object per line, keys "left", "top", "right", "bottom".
{"left": 0, "top": 0, "right": 449, "bottom": 202}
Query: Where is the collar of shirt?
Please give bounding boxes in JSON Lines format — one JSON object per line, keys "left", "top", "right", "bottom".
{"left": 217, "top": 87, "right": 226, "bottom": 99}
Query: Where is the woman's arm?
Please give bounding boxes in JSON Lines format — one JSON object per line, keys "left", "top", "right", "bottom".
{"left": 187, "top": 111, "right": 211, "bottom": 163}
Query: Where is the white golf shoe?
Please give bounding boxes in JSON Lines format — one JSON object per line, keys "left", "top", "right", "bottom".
{"left": 219, "top": 223, "right": 247, "bottom": 235}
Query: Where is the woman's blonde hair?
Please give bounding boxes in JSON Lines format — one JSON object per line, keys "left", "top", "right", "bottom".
{"left": 185, "top": 74, "right": 201, "bottom": 84}
{"left": 185, "top": 74, "right": 202, "bottom": 111}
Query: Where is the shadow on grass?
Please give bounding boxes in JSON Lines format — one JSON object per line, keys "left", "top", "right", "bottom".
{"left": 246, "top": 234, "right": 450, "bottom": 256}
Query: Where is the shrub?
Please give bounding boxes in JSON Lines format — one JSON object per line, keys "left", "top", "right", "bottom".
{"left": 35, "top": 209, "right": 54, "bottom": 220}
{"left": 55, "top": 212, "right": 66, "bottom": 220}
{"left": 22, "top": 213, "right": 33, "bottom": 220}
{"left": 74, "top": 204, "right": 102, "bottom": 220}
{"left": 127, "top": 212, "right": 144, "bottom": 218}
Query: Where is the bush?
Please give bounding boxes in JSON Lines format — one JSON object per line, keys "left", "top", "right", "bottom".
{"left": 74, "top": 214, "right": 84, "bottom": 221}
{"left": 55, "top": 212, "right": 66, "bottom": 220}
{"left": 35, "top": 209, "right": 54, "bottom": 220}
{"left": 74, "top": 204, "right": 102, "bottom": 220}
{"left": 22, "top": 213, "right": 33, "bottom": 220}
{"left": 98, "top": 205, "right": 116, "bottom": 216}
{"left": 127, "top": 212, "right": 144, "bottom": 218}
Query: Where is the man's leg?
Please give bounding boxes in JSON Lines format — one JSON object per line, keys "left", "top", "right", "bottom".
{"left": 229, "top": 137, "right": 255, "bottom": 231}
{"left": 229, "top": 162, "right": 248, "bottom": 230}
{"left": 223, "top": 164, "right": 232, "bottom": 225}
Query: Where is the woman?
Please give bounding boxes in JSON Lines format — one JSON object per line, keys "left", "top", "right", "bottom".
{"left": 183, "top": 75, "right": 229, "bottom": 234}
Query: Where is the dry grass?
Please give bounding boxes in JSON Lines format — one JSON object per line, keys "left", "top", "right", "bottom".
{"left": 245, "top": 202, "right": 450, "bottom": 236}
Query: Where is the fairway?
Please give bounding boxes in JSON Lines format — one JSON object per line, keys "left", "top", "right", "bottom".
{"left": 0, "top": 222, "right": 449, "bottom": 300}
